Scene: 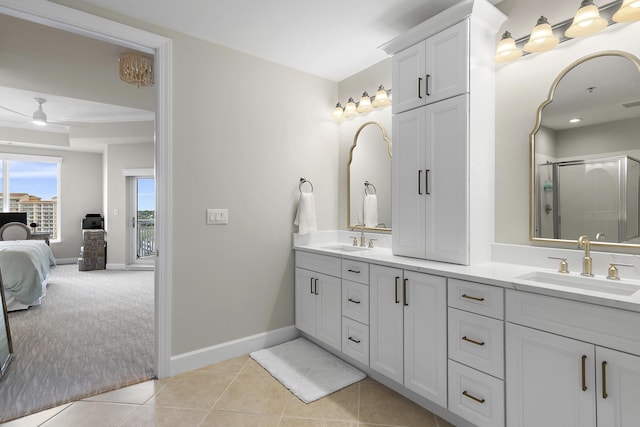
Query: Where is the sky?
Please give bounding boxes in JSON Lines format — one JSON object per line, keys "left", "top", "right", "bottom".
{"left": 137, "top": 178, "right": 155, "bottom": 211}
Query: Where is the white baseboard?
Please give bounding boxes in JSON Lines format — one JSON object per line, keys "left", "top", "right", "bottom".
{"left": 169, "top": 325, "right": 299, "bottom": 376}
{"left": 106, "top": 263, "right": 126, "bottom": 270}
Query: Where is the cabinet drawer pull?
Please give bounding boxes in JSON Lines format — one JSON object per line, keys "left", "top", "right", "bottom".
{"left": 462, "top": 336, "right": 485, "bottom": 346}
{"left": 348, "top": 336, "right": 361, "bottom": 344}
{"left": 314, "top": 278, "right": 319, "bottom": 296}
{"left": 395, "top": 276, "right": 400, "bottom": 304}
{"left": 418, "top": 77, "right": 423, "bottom": 99}
{"left": 461, "top": 294, "right": 485, "bottom": 302}
{"left": 581, "top": 355, "right": 588, "bottom": 391}
{"left": 418, "top": 170, "right": 423, "bottom": 195}
{"left": 310, "top": 278, "right": 314, "bottom": 294}
{"left": 403, "top": 278, "right": 408, "bottom": 306}
{"left": 602, "top": 361, "right": 608, "bottom": 399}
{"left": 425, "top": 74, "right": 431, "bottom": 96}
{"left": 462, "top": 390, "right": 485, "bottom": 404}
{"left": 425, "top": 169, "right": 430, "bottom": 195}
{"left": 347, "top": 269, "right": 361, "bottom": 274}
{"left": 347, "top": 298, "right": 361, "bottom": 304}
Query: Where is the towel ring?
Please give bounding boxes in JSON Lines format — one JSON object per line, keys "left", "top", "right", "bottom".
{"left": 299, "top": 177, "right": 314, "bottom": 193}
{"left": 364, "top": 181, "right": 376, "bottom": 195}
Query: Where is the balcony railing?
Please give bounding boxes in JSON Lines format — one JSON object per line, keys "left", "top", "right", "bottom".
{"left": 137, "top": 219, "right": 155, "bottom": 258}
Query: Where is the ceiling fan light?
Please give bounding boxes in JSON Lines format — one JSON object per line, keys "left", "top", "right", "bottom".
{"left": 565, "top": 0, "right": 608, "bottom": 38}
{"left": 523, "top": 17, "right": 559, "bottom": 53}
{"left": 612, "top": 0, "right": 640, "bottom": 22}
{"left": 32, "top": 98, "right": 47, "bottom": 126}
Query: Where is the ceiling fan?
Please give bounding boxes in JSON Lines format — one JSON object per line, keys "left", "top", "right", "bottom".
{"left": 0, "top": 97, "right": 76, "bottom": 127}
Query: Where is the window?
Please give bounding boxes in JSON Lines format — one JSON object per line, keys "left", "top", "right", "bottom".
{"left": 0, "top": 154, "right": 61, "bottom": 240}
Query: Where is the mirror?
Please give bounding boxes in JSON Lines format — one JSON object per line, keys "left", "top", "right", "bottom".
{"left": 0, "top": 274, "right": 13, "bottom": 380}
{"left": 348, "top": 121, "right": 392, "bottom": 232}
{"left": 531, "top": 51, "right": 640, "bottom": 247}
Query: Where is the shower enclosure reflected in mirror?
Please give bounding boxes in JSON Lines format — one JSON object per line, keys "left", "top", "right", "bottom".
{"left": 348, "top": 121, "right": 392, "bottom": 232}
{"left": 531, "top": 51, "right": 640, "bottom": 247}
{"left": 0, "top": 274, "right": 13, "bottom": 380}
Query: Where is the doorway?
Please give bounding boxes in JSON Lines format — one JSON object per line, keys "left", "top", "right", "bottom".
{"left": 127, "top": 174, "right": 155, "bottom": 268}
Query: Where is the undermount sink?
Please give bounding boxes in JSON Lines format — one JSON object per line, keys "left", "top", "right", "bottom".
{"left": 324, "top": 244, "right": 371, "bottom": 253}
{"left": 516, "top": 271, "right": 640, "bottom": 297}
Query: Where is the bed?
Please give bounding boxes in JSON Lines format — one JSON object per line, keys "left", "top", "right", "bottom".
{"left": 0, "top": 240, "right": 56, "bottom": 312}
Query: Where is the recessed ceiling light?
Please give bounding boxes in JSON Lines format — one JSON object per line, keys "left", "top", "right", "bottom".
{"left": 569, "top": 118, "right": 582, "bottom": 123}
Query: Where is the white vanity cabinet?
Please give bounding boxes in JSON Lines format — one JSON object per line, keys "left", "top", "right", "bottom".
{"left": 391, "top": 20, "right": 469, "bottom": 114}
{"left": 506, "top": 290, "right": 640, "bottom": 427}
{"left": 447, "top": 279, "right": 505, "bottom": 427}
{"left": 295, "top": 251, "right": 342, "bottom": 351}
{"left": 386, "top": 2, "right": 504, "bottom": 265}
{"left": 369, "top": 264, "right": 448, "bottom": 406}
{"left": 341, "top": 259, "right": 370, "bottom": 365}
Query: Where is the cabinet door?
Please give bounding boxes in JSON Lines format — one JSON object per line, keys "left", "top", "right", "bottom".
{"left": 597, "top": 347, "right": 640, "bottom": 427}
{"left": 295, "top": 268, "right": 317, "bottom": 337}
{"left": 424, "top": 20, "right": 469, "bottom": 104}
{"left": 424, "top": 94, "right": 469, "bottom": 264}
{"left": 392, "top": 107, "right": 426, "bottom": 258}
{"left": 369, "top": 265, "right": 404, "bottom": 384}
{"left": 404, "top": 271, "right": 447, "bottom": 406}
{"left": 506, "top": 323, "right": 596, "bottom": 427}
{"left": 392, "top": 40, "right": 426, "bottom": 114}
{"left": 316, "top": 273, "right": 342, "bottom": 351}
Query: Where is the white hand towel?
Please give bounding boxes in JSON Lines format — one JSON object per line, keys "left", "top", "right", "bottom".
{"left": 363, "top": 194, "right": 378, "bottom": 228}
{"left": 294, "top": 192, "right": 317, "bottom": 234}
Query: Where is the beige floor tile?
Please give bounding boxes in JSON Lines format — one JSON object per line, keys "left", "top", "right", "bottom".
{"left": 240, "top": 357, "right": 272, "bottom": 376}
{"left": 198, "top": 355, "right": 250, "bottom": 375}
{"left": 214, "top": 372, "right": 292, "bottom": 416}
{"left": 83, "top": 380, "right": 164, "bottom": 404}
{"left": 0, "top": 403, "right": 72, "bottom": 427}
{"left": 279, "top": 418, "right": 357, "bottom": 427}
{"left": 146, "top": 371, "right": 236, "bottom": 411}
{"left": 358, "top": 382, "right": 439, "bottom": 427}
{"left": 283, "top": 382, "right": 360, "bottom": 421}
{"left": 200, "top": 410, "right": 281, "bottom": 427}
{"left": 39, "top": 401, "right": 138, "bottom": 427}
{"left": 119, "top": 405, "right": 208, "bottom": 426}
{"left": 435, "top": 415, "right": 456, "bottom": 427}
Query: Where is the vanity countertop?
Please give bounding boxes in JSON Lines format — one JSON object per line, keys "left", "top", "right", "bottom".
{"left": 294, "top": 239, "right": 640, "bottom": 314}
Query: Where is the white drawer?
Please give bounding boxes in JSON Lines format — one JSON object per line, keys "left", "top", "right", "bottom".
{"left": 342, "top": 317, "right": 369, "bottom": 366}
{"left": 448, "top": 279, "right": 504, "bottom": 319}
{"left": 341, "top": 259, "right": 369, "bottom": 285}
{"left": 448, "top": 360, "right": 505, "bottom": 427}
{"left": 506, "top": 289, "right": 640, "bottom": 356}
{"left": 342, "top": 280, "right": 369, "bottom": 325}
{"left": 448, "top": 308, "right": 504, "bottom": 379}
{"left": 296, "top": 250, "right": 341, "bottom": 277}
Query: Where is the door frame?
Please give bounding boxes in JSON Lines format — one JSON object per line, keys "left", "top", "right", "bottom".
{"left": 0, "top": 0, "right": 173, "bottom": 378}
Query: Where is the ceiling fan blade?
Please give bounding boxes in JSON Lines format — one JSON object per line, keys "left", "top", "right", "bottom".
{"left": 0, "top": 105, "right": 32, "bottom": 119}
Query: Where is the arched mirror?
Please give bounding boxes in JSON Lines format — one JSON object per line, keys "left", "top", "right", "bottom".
{"left": 348, "top": 121, "right": 392, "bottom": 232}
{"left": 530, "top": 51, "right": 640, "bottom": 247}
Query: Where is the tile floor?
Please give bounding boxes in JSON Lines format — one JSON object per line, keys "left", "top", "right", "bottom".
{"left": 3, "top": 354, "right": 455, "bottom": 427}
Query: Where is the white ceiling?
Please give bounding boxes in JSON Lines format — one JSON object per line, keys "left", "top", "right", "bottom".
{"left": 79, "top": 0, "right": 502, "bottom": 82}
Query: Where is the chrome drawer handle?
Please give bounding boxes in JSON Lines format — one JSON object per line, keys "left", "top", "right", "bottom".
{"left": 347, "top": 269, "right": 361, "bottom": 274}
{"left": 462, "top": 390, "right": 485, "bottom": 404}
{"left": 348, "top": 336, "right": 361, "bottom": 344}
{"left": 347, "top": 298, "right": 361, "bottom": 304}
{"left": 461, "top": 294, "right": 485, "bottom": 302}
{"left": 462, "top": 336, "right": 485, "bottom": 346}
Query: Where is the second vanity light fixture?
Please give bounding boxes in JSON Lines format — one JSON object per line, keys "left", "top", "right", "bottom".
{"left": 495, "top": 0, "right": 640, "bottom": 64}
{"left": 332, "top": 85, "right": 392, "bottom": 122}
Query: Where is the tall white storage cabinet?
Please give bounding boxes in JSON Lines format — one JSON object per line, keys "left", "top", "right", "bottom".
{"left": 382, "top": 0, "right": 506, "bottom": 265}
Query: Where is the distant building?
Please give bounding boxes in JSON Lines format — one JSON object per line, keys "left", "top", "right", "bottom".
{"left": 0, "top": 193, "right": 58, "bottom": 239}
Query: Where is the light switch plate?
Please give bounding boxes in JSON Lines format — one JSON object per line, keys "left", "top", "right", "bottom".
{"left": 206, "top": 208, "right": 228, "bottom": 225}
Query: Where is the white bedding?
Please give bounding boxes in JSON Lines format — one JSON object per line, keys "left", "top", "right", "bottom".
{"left": 0, "top": 240, "right": 56, "bottom": 311}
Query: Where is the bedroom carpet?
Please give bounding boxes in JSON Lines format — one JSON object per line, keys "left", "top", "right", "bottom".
{"left": 0, "top": 264, "right": 154, "bottom": 423}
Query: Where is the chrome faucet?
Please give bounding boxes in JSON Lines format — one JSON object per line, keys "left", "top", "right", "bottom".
{"left": 577, "top": 235, "right": 593, "bottom": 276}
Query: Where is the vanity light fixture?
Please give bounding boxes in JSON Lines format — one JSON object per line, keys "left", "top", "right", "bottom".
{"left": 612, "top": 0, "right": 640, "bottom": 22}
{"left": 332, "top": 85, "right": 392, "bottom": 121}
{"left": 357, "top": 92, "right": 374, "bottom": 113}
{"left": 565, "top": 0, "right": 608, "bottom": 38}
{"left": 494, "top": 31, "right": 522, "bottom": 63}
{"left": 496, "top": 0, "right": 636, "bottom": 64}
{"left": 523, "top": 16, "right": 560, "bottom": 53}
